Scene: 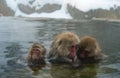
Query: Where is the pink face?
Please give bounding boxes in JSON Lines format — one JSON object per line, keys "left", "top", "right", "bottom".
{"left": 79, "top": 50, "right": 87, "bottom": 58}
{"left": 31, "top": 48, "right": 40, "bottom": 60}
{"left": 69, "top": 45, "right": 76, "bottom": 59}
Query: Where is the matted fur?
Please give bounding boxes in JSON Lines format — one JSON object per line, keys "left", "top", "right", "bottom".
{"left": 27, "top": 43, "right": 46, "bottom": 62}
{"left": 79, "top": 36, "right": 101, "bottom": 57}
{"left": 49, "top": 31, "right": 80, "bottom": 57}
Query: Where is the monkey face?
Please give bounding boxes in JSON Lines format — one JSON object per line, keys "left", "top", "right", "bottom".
{"left": 57, "top": 39, "right": 78, "bottom": 62}
{"left": 31, "top": 47, "right": 41, "bottom": 60}
{"left": 48, "top": 32, "right": 80, "bottom": 65}
{"left": 27, "top": 43, "right": 46, "bottom": 67}
{"left": 68, "top": 45, "right": 77, "bottom": 60}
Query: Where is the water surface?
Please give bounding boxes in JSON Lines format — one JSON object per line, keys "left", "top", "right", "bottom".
{"left": 0, "top": 17, "right": 120, "bottom": 78}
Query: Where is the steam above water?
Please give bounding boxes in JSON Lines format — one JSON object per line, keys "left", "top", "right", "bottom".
{"left": 5, "top": 0, "right": 120, "bottom": 19}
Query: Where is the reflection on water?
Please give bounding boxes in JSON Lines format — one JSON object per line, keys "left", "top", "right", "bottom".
{"left": 50, "top": 64, "right": 98, "bottom": 78}
{"left": 0, "top": 17, "right": 120, "bottom": 78}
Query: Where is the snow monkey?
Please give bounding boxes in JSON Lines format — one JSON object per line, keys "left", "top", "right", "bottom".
{"left": 48, "top": 31, "right": 80, "bottom": 66}
{"left": 27, "top": 43, "right": 46, "bottom": 70}
{"left": 76, "top": 36, "right": 106, "bottom": 65}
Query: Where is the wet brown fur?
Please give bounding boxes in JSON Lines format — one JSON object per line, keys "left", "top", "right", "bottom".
{"left": 79, "top": 36, "right": 101, "bottom": 57}
{"left": 48, "top": 31, "right": 80, "bottom": 58}
{"left": 27, "top": 43, "right": 46, "bottom": 63}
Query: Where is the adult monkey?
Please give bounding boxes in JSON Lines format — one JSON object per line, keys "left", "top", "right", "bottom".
{"left": 48, "top": 31, "right": 80, "bottom": 66}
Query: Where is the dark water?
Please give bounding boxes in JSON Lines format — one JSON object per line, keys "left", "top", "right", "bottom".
{"left": 0, "top": 17, "right": 120, "bottom": 78}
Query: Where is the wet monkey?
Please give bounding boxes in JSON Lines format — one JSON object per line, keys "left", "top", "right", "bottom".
{"left": 27, "top": 43, "right": 46, "bottom": 70}
{"left": 48, "top": 31, "right": 80, "bottom": 65}
{"left": 76, "top": 36, "right": 106, "bottom": 64}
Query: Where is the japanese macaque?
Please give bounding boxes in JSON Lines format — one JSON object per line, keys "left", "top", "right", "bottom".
{"left": 27, "top": 43, "right": 46, "bottom": 70}
{"left": 76, "top": 36, "right": 106, "bottom": 64}
{"left": 48, "top": 31, "right": 80, "bottom": 65}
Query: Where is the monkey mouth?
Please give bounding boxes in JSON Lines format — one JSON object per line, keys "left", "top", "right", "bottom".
{"left": 69, "top": 45, "right": 77, "bottom": 58}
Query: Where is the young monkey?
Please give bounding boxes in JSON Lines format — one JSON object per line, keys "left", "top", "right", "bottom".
{"left": 27, "top": 43, "right": 46, "bottom": 70}
{"left": 76, "top": 36, "right": 106, "bottom": 65}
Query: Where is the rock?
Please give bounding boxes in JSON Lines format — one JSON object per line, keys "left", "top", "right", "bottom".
{"left": 18, "top": 3, "right": 61, "bottom": 14}
{"left": 67, "top": 4, "right": 85, "bottom": 19}
{"left": 0, "top": 0, "right": 14, "bottom": 16}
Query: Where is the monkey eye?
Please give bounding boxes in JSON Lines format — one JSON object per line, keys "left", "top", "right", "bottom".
{"left": 31, "top": 48, "right": 40, "bottom": 54}
{"left": 33, "top": 48, "right": 39, "bottom": 51}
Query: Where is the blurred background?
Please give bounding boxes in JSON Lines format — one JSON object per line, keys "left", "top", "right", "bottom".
{"left": 0, "top": 0, "right": 120, "bottom": 19}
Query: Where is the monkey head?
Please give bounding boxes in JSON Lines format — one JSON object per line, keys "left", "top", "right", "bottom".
{"left": 27, "top": 43, "right": 46, "bottom": 68}
{"left": 48, "top": 31, "right": 80, "bottom": 64}
{"left": 76, "top": 36, "right": 105, "bottom": 64}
